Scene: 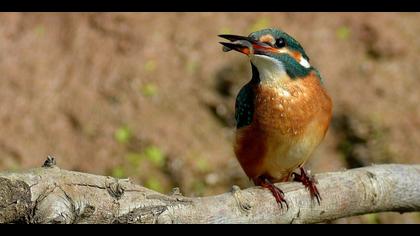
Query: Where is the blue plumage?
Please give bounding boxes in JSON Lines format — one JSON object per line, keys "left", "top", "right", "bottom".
{"left": 235, "top": 64, "right": 259, "bottom": 129}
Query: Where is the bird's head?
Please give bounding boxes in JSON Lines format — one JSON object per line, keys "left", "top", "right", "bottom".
{"left": 219, "top": 28, "right": 319, "bottom": 82}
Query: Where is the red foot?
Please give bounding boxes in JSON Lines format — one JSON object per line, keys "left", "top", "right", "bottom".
{"left": 292, "top": 167, "right": 321, "bottom": 205}
{"left": 256, "top": 177, "right": 288, "bottom": 209}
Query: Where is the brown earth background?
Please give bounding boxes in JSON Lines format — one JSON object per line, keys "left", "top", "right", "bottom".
{"left": 0, "top": 13, "right": 419, "bottom": 223}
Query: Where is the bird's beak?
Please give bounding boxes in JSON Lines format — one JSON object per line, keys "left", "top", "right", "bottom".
{"left": 218, "top": 34, "right": 275, "bottom": 56}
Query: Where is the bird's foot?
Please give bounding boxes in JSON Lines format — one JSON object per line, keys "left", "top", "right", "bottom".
{"left": 292, "top": 167, "right": 321, "bottom": 205}
{"left": 258, "top": 177, "right": 288, "bottom": 209}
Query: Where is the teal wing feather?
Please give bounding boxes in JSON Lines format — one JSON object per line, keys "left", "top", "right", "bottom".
{"left": 235, "top": 83, "right": 255, "bottom": 129}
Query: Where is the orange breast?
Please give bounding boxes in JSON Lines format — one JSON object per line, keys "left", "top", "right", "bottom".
{"left": 234, "top": 123, "right": 267, "bottom": 179}
{"left": 234, "top": 72, "right": 332, "bottom": 181}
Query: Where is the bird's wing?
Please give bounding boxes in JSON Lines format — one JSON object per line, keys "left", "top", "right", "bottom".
{"left": 235, "top": 82, "right": 255, "bottom": 129}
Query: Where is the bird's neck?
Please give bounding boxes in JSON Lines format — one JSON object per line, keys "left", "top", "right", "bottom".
{"left": 251, "top": 62, "right": 290, "bottom": 88}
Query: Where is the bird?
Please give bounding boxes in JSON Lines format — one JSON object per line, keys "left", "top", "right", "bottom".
{"left": 219, "top": 28, "right": 332, "bottom": 208}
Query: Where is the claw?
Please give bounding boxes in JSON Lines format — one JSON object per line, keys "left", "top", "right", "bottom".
{"left": 259, "top": 177, "right": 288, "bottom": 210}
{"left": 293, "top": 167, "right": 321, "bottom": 205}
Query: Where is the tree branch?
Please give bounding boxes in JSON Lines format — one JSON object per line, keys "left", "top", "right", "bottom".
{"left": 0, "top": 160, "right": 419, "bottom": 224}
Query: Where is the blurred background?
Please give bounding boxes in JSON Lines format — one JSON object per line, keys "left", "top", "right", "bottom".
{"left": 0, "top": 13, "right": 419, "bottom": 223}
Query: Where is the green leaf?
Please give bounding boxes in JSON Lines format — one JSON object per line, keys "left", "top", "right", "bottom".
{"left": 144, "top": 146, "right": 166, "bottom": 167}
{"left": 114, "top": 126, "right": 133, "bottom": 144}
{"left": 145, "top": 177, "right": 163, "bottom": 192}
{"left": 337, "top": 26, "right": 350, "bottom": 40}
{"left": 144, "top": 59, "right": 157, "bottom": 73}
{"left": 125, "top": 152, "right": 143, "bottom": 168}
{"left": 364, "top": 213, "right": 380, "bottom": 224}
{"left": 196, "top": 158, "right": 209, "bottom": 173}
{"left": 192, "top": 181, "right": 206, "bottom": 195}
{"left": 111, "top": 166, "right": 126, "bottom": 179}
{"left": 248, "top": 17, "right": 270, "bottom": 32}
{"left": 219, "top": 27, "right": 232, "bottom": 35}
{"left": 141, "top": 83, "right": 158, "bottom": 97}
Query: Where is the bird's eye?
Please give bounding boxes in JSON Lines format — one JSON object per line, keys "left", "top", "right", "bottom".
{"left": 275, "top": 38, "right": 286, "bottom": 48}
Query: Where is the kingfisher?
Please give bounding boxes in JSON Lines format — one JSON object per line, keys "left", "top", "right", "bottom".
{"left": 219, "top": 28, "right": 332, "bottom": 208}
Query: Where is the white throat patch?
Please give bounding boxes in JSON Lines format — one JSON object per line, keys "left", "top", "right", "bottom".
{"left": 250, "top": 54, "right": 287, "bottom": 83}
{"left": 299, "top": 57, "right": 311, "bottom": 68}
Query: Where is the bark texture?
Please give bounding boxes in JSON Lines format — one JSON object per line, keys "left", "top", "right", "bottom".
{"left": 0, "top": 160, "right": 419, "bottom": 224}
